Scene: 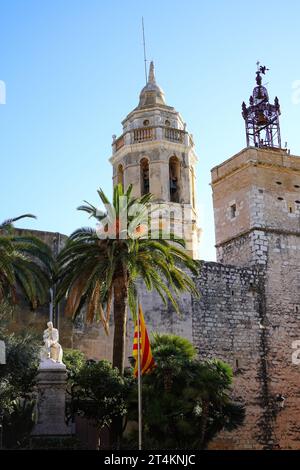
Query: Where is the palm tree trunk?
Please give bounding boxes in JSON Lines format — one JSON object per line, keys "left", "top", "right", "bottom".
{"left": 112, "top": 274, "right": 128, "bottom": 374}
{"left": 110, "top": 273, "right": 128, "bottom": 450}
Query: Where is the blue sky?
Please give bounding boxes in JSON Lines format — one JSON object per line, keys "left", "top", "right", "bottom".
{"left": 1, "top": 0, "right": 300, "bottom": 261}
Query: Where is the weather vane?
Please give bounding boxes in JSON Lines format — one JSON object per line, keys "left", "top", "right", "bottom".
{"left": 256, "top": 61, "right": 269, "bottom": 75}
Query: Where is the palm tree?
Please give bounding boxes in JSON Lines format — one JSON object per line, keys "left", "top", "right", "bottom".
{"left": 129, "top": 334, "right": 245, "bottom": 449}
{"left": 0, "top": 214, "right": 53, "bottom": 308}
{"left": 149, "top": 333, "right": 197, "bottom": 393}
{"left": 56, "top": 184, "right": 199, "bottom": 374}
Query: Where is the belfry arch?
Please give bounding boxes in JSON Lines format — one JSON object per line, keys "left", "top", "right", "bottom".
{"left": 140, "top": 158, "right": 150, "bottom": 196}
{"left": 117, "top": 164, "right": 124, "bottom": 188}
{"left": 169, "top": 156, "right": 180, "bottom": 203}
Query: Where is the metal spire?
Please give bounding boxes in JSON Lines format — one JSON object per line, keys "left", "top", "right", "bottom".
{"left": 142, "top": 17, "right": 148, "bottom": 85}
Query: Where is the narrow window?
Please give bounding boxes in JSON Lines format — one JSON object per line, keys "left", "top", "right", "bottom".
{"left": 294, "top": 185, "right": 300, "bottom": 189}
{"left": 169, "top": 156, "right": 180, "bottom": 203}
{"left": 140, "top": 158, "right": 150, "bottom": 196}
{"left": 230, "top": 204, "right": 236, "bottom": 218}
{"left": 117, "top": 164, "right": 124, "bottom": 188}
{"left": 277, "top": 197, "right": 284, "bottom": 201}
{"left": 276, "top": 181, "right": 282, "bottom": 185}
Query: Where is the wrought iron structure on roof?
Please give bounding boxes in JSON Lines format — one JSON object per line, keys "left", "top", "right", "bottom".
{"left": 242, "top": 64, "right": 281, "bottom": 149}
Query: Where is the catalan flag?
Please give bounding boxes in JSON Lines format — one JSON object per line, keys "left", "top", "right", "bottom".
{"left": 132, "top": 304, "right": 156, "bottom": 377}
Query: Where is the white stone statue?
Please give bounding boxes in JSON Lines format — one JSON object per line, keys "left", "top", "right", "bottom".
{"left": 40, "top": 321, "right": 63, "bottom": 364}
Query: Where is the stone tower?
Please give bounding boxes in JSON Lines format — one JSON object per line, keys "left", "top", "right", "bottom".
{"left": 211, "top": 66, "right": 300, "bottom": 449}
{"left": 211, "top": 146, "right": 300, "bottom": 267}
{"left": 211, "top": 65, "right": 300, "bottom": 268}
{"left": 110, "top": 62, "right": 199, "bottom": 258}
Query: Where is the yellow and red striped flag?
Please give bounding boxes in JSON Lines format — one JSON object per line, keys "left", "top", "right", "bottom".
{"left": 132, "top": 304, "right": 156, "bottom": 377}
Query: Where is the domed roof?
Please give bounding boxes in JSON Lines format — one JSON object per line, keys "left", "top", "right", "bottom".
{"left": 138, "top": 61, "right": 166, "bottom": 108}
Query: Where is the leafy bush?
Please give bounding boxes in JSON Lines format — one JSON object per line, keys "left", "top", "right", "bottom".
{"left": 2, "top": 399, "right": 36, "bottom": 449}
{"left": 0, "top": 300, "right": 40, "bottom": 448}
{"left": 69, "top": 359, "right": 133, "bottom": 430}
{"left": 63, "top": 348, "right": 86, "bottom": 379}
{"left": 124, "top": 334, "right": 245, "bottom": 450}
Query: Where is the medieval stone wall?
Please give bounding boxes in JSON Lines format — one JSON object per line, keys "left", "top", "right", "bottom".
{"left": 9, "top": 216, "right": 300, "bottom": 450}
{"left": 261, "top": 232, "right": 300, "bottom": 449}
{"left": 209, "top": 226, "right": 300, "bottom": 449}
{"left": 69, "top": 238, "right": 300, "bottom": 450}
{"left": 191, "top": 262, "right": 266, "bottom": 449}
{"left": 9, "top": 236, "right": 267, "bottom": 449}
{"left": 211, "top": 145, "right": 300, "bottom": 448}
{"left": 70, "top": 261, "right": 275, "bottom": 449}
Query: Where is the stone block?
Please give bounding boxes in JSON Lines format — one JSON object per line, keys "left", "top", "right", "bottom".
{"left": 31, "top": 363, "right": 72, "bottom": 437}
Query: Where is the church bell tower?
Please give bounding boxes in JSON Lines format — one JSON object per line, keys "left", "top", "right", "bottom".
{"left": 211, "top": 65, "right": 300, "bottom": 267}
{"left": 110, "top": 62, "right": 200, "bottom": 258}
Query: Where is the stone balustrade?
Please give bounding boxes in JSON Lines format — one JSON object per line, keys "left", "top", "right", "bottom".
{"left": 113, "top": 126, "right": 191, "bottom": 153}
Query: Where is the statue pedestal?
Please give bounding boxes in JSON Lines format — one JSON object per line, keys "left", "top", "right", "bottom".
{"left": 31, "top": 360, "right": 72, "bottom": 437}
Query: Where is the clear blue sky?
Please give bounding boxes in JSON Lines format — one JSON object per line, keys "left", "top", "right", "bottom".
{"left": 1, "top": 0, "right": 300, "bottom": 261}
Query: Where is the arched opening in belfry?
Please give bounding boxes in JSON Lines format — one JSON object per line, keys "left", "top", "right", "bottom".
{"left": 140, "top": 158, "right": 150, "bottom": 196}
{"left": 169, "top": 156, "right": 180, "bottom": 203}
{"left": 117, "top": 164, "right": 124, "bottom": 188}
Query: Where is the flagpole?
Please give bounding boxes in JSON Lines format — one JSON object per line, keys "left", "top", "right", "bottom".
{"left": 137, "top": 302, "right": 142, "bottom": 450}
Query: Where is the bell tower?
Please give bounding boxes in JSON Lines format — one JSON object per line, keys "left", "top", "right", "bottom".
{"left": 211, "top": 65, "right": 300, "bottom": 267}
{"left": 110, "top": 62, "right": 199, "bottom": 258}
{"left": 211, "top": 66, "right": 300, "bottom": 450}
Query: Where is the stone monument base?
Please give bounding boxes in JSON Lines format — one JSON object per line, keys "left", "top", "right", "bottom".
{"left": 31, "top": 360, "right": 72, "bottom": 437}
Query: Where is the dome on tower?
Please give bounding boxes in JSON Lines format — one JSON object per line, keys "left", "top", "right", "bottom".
{"left": 138, "top": 61, "right": 166, "bottom": 108}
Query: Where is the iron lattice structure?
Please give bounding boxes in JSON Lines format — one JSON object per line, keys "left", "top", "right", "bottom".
{"left": 242, "top": 65, "right": 281, "bottom": 149}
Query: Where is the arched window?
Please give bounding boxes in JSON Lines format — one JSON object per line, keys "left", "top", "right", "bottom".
{"left": 140, "top": 158, "right": 150, "bottom": 196}
{"left": 169, "top": 156, "right": 180, "bottom": 203}
{"left": 117, "top": 164, "right": 124, "bottom": 188}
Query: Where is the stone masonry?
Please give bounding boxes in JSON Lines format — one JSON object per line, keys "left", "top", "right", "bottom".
{"left": 11, "top": 248, "right": 272, "bottom": 449}
{"left": 8, "top": 66, "right": 300, "bottom": 449}
{"left": 209, "top": 146, "right": 300, "bottom": 448}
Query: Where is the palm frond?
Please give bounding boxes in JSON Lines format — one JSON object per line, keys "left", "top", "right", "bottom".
{"left": 0, "top": 214, "right": 36, "bottom": 230}
{"left": 56, "top": 185, "right": 199, "bottom": 345}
